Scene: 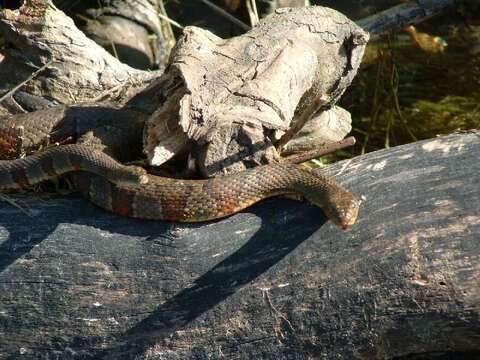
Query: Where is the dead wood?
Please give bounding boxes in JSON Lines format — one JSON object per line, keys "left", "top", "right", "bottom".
{"left": 0, "top": 133, "right": 478, "bottom": 359}
{"left": 0, "top": 0, "right": 159, "bottom": 109}
{"left": 0, "top": 1, "right": 463, "bottom": 176}
{"left": 0, "top": 1, "right": 369, "bottom": 176}
{"left": 143, "top": 6, "right": 368, "bottom": 176}
{"left": 81, "top": 0, "right": 171, "bottom": 69}
{"left": 281, "top": 105, "right": 354, "bottom": 155}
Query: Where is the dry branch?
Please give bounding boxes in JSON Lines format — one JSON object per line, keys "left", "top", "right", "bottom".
{"left": 281, "top": 136, "right": 356, "bottom": 164}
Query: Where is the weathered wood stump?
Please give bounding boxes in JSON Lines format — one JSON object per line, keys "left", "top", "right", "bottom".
{"left": 0, "top": 132, "right": 479, "bottom": 359}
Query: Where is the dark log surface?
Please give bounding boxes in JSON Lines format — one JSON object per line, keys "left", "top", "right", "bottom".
{"left": 0, "top": 132, "right": 479, "bottom": 359}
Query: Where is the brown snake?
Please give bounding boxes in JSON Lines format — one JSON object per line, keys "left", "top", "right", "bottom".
{"left": 0, "top": 143, "right": 359, "bottom": 229}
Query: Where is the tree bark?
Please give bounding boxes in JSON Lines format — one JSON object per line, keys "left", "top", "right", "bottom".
{"left": 0, "top": 132, "right": 479, "bottom": 359}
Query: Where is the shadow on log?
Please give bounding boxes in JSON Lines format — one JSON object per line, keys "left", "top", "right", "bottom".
{"left": 0, "top": 133, "right": 479, "bottom": 359}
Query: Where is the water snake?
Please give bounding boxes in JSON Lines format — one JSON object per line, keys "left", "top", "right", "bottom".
{"left": 0, "top": 111, "right": 360, "bottom": 229}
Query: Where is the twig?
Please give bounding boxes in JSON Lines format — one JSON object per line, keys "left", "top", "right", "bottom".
{"left": 281, "top": 136, "right": 356, "bottom": 164}
{"left": 250, "top": 0, "right": 259, "bottom": 23}
{"left": 0, "top": 194, "right": 32, "bottom": 217}
{"left": 246, "top": 0, "right": 260, "bottom": 27}
{"left": 89, "top": 78, "right": 132, "bottom": 102}
{"left": 0, "top": 60, "right": 53, "bottom": 104}
{"left": 157, "top": 10, "right": 183, "bottom": 30}
{"left": 200, "top": 0, "right": 251, "bottom": 31}
{"left": 262, "top": 289, "right": 295, "bottom": 335}
{"left": 275, "top": 92, "right": 330, "bottom": 151}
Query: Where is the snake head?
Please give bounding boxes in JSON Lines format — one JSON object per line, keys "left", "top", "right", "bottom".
{"left": 334, "top": 196, "right": 360, "bottom": 230}
{"left": 307, "top": 189, "right": 360, "bottom": 230}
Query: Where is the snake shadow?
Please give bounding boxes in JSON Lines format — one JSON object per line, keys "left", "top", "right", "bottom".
{"left": 0, "top": 194, "right": 327, "bottom": 359}
{"left": 89, "top": 200, "right": 327, "bottom": 359}
{"left": 0, "top": 194, "right": 177, "bottom": 273}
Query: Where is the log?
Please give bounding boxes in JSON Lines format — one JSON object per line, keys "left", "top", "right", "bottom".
{"left": 0, "top": 132, "right": 479, "bottom": 359}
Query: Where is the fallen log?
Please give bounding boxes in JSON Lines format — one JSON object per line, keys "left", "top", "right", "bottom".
{"left": 0, "top": 132, "right": 478, "bottom": 359}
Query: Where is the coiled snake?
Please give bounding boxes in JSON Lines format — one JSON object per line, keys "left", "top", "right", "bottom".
{"left": 0, "top": 118, "right": 360, "bottom": 229}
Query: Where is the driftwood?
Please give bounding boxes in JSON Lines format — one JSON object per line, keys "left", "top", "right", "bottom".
{"left": 0, "top": 1, "right": 478, "bottom": 359}
{"left": 0, "top": 1, "right": 460, "bottom": 174}
{"left": 81, "top": 0, "right": 170, "bottom": 70}
{"left": 0, "top": 133, "right": 479, "bottom": 359}
{"left": 0, "top": 1, "right": 368, "bottom": 174}
{"left": 0, "top": 1, "right": 157, "bottom": 108}
{"left": 142, "top": 6, "right": 367, "bottom": 175}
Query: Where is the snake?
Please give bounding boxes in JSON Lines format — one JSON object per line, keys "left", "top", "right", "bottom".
{"left": 0, "top": 110, "right": 360, "bottom": 229}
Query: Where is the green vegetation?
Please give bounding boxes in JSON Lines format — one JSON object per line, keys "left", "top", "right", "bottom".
{"left": 343, "top": 29, "right": 480, "bottom": 158}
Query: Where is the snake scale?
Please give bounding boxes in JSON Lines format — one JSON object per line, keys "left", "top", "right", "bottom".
{"left": 0, "top": 110, "right": 360, "bottom": 229}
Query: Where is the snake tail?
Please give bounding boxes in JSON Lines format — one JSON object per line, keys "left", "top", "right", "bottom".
{"left": 0, "top": 144, "right": 147, "bottom": 190}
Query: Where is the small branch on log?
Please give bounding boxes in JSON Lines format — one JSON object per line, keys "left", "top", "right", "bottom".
{"left": 0, "top": 60, "right": 53, "bottom": 105}
{"left": 199, "top": 0, "right": 251, "bottom": 31}
{"left": 281, "top": 136, "right": 356, "bottom": 164}
{"left": 275, "top": 92, "right": 330, "bottom": 152}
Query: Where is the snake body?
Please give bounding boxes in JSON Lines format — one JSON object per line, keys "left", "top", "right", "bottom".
{"left": 72, "top": 162, "right": 359, "bottom": 228}
{"left": 0, "top": 112, "right": 360, "bottom": 229}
